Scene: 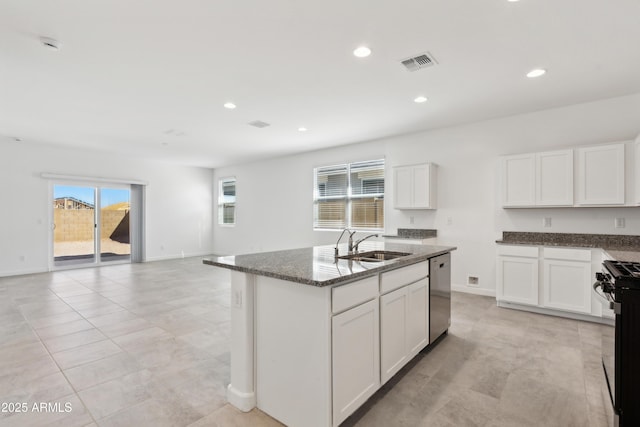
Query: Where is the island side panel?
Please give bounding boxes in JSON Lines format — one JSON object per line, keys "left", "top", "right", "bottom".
{"left": 227, "top": 271, "right": 257, "bottom": 411}
{"left": 256, "top": 276, "right": 333, "bottom": 427}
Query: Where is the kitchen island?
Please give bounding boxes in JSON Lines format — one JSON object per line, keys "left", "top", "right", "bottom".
{"left": 203, "top": 241, "right": 456, "bottom": 427}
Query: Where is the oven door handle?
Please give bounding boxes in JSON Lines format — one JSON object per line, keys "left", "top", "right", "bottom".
{"left": 593, "top": 281, "right": 621, "bottom": 314}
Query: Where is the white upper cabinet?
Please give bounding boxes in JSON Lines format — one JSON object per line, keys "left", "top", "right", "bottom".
{"left": 536, "top": 150, "right": 574, "bottom": 206}
{"left": 502, "top": 150, "right": 573, "bottom": 207}
{"left": 502, "top": 154, "right": 535, "bottom": 207}
{"left": 576, "top": 143, "right": 625, "bottom": 205}
{"left": 502, "top": 142, "right": 634, "bottom": 208}
{"left": 393, "top": 163, "right": 437, "bottom": 209}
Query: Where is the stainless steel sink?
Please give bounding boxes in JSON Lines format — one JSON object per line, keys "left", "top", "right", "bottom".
{"left": 337, "top": 250, "right": 411, "bottom": 263}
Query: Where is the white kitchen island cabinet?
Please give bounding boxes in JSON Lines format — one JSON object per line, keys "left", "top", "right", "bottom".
{"left": 332, "top": 299, "right": 380, "bottom": 426}
{"left": 203, "top": 242, "right": 455, "bottom": 427}
{"left": 380, "top": 277, "right": 429, "bottom": 385}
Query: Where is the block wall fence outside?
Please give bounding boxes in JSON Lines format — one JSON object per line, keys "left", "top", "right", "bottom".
{"left": 53, "top": 209, "right": 128, "bottom": 242}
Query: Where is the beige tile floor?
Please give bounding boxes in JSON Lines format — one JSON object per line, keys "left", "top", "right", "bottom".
{"left": 0, "top": 258, "right": 608, "bottom": 426}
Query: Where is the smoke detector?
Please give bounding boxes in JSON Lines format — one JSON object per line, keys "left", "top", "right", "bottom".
{"left": 40, "top": 36, "right": 62, "bottom": 51}
{"left": 400, "top": 52, "right": 437, "bottom": 72}
{"left": 248, "top": 120, "right": 270, "bottom": 128}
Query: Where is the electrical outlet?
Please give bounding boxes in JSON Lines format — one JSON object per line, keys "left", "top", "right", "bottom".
{"left": 467, "top": 275, "right": 479, "bottom": 286}
{"left": 19, "top": 255, "right": 25, "bottom": 262}
{"left": 447, "top": 217, "right": 453, "bottom": 226}
{"left": 409, "top": 216, "right": 414, "bottom": 224}
{"left": 543, "top": 217, "right": 552, "bottom": 228}
{"left": 615, "top": 218, "right": 626, "bottom": 229}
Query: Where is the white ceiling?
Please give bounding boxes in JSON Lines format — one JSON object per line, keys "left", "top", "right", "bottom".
{"left": 1, "top": 0, "right": 640, "bottom": 168}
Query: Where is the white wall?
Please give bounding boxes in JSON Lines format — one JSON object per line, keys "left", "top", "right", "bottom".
{"left": 0, "top": 142, "right": 214, "bottom": 276}
{"left": 212, "top": 93, "right": 640, "bottom": 295}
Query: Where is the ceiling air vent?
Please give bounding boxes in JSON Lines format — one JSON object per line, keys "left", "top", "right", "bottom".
{"left": 400, "top": 52, "right": 437, "bottom": 72}
{"left": 248, "top": 120, "right": 271, "bottom": 128}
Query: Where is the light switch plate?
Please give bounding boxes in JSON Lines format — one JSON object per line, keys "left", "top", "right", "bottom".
{"left": 543, "top": 217, "right": 552, "bottom": 228}
{"left": 233, "top": 290, "right": 243, "bottom": 308}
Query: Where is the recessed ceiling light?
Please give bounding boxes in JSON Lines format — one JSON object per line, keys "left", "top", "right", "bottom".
{"left": 298, "top": 127, "right": 308, "bottom": 132}
{"left": 224, "top": 102, "right": 237, "bottom": 109}
{"left": 414, "top": 96, "right": 428, "bottom": 103}
{"left": 526, "top": 68, "right": 546, "bottom": 78}
{"left": 353, "top": 46, "right": 371, "bottom": 58}
{"left": 507, "top": 0, "right": 520, "bottom": 2}
{"left": 39, "top": 36, "right": 61, "bottom": 51}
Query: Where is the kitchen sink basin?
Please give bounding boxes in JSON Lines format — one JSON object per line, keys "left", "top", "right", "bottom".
{"left": 338, "top": 250, "right": 411, "bottom": 263}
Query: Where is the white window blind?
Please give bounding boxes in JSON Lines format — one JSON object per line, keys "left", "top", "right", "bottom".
{"left": 314, "top": 159, "right": 384, "bottom": 230}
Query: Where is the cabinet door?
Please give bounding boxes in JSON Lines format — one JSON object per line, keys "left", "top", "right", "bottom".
{"left": 497, "top": 256, "right": 539, "bottom": 306}
{"left": 380, "top": 287, "right": 408, "bottom": 385}
{"left": 394, "top": 166, "right": 414, "bottom": 209}
{"left": 577, "top": 143, "right": 625, "bottom": 205}
{"left": 412, "top": 164, "right": 430, "bottom": 208}
{"left": 543, "top": 259, "right": 591, "bottom": 314}
{"left": 536, "top": 150, "right": 573, "bottom": 206}
{"left": 332, "top": 299, "right": 380, "bottom": 426}
{"left": 502, "top": 154, "right": 536, "bottom": 207}
{"left": 406, "top": 278, "right": 429, "bottom": 358}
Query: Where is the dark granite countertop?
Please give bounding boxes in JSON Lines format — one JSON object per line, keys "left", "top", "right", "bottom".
{"left": 203, "top": 242, "right": 456, "bottom": 287}
{"left": 603, "top": 250, "right": 640, "bottom": 263}
{"left": 383, "top": 228, "right": 437, "bottom": 239}
{"left": 496, "top": 232, "right": 640, "bottom": 259}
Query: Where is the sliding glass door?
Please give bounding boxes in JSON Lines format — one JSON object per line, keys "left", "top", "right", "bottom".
{"left": 53, "top": 184, "right": 131, "bottom": 268}
{"left": 99, "top": 188, "right": 131, "bottom": 263}
{"left": 53, "top": 185, "right": 96, "bottom": 266}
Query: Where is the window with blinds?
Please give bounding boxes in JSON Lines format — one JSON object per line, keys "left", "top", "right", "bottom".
{"left": 218, "top": 177, "right": 236, "bottom": 225}
{"left": 313, "top": 159, "right": 384, "bottom": 230}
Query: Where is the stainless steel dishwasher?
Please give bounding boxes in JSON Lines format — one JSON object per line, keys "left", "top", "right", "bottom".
{"left": 429, "top": 252, "right": 451, "bottom": 343}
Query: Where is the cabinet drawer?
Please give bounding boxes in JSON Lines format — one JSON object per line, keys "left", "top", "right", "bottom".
{"left": 332, "top": 276, "right": 379, "bottom": 314}
{"left": 543, "top": 247, "right": 591, "bottom": 262}
{"left": 380, "top": 261, "right": 428, "bottom": 294}
{"left": 497, "top": 245, "right": 538, "bottom": 258}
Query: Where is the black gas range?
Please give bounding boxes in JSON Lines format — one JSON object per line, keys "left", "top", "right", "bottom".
{"left": 594, "top": 260, "right": 640, "bottom": 427}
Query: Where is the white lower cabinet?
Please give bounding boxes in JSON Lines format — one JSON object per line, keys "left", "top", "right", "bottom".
{"left": 497, "top": 245, "right": 599, "bottom": 319}
{"left": 332, "top": 299, "right": 380, "bottom": 427}
{"left": 380, "top": 277, "right": 429, "bottom": 385}
{"left": 380, "top": 287, "right": 408, "bottom": 384}
{"left": 496, "top": 246, "right": 539, "bottom": 306}
{"left": 542, "top": 248, "right": 592, "bottom": 314}
{"left": 407, "top": 279, "right": 429, "bottom": 356}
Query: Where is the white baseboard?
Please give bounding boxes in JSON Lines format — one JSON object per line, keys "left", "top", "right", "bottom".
{"left": 144, "top": 251, "right": 213, "bottom": 262}
{"left": 227, "top": 384, "right": 256, "bottom": 412}
{"left": 452, "top": 284, "right": 496, "bottom": 297}
{"left": 0, "top": 267, "right": 48, "bottom": 278}
{"left": 497, "top": 300, "right": 614, "bottom": 325}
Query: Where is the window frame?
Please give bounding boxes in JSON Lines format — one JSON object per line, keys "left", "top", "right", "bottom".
{"left": 218, "top": 177, "right": 236, "bottom": 226}
{"left": 313, "top": 159, "right": 385, "bottom": 231}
